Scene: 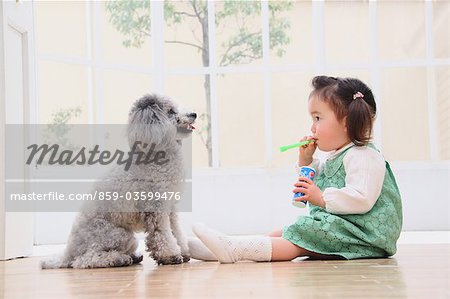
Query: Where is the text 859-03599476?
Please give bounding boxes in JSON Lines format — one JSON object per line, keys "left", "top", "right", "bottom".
{"left": 96, "top": 191, "right": 182, "bottom": 201}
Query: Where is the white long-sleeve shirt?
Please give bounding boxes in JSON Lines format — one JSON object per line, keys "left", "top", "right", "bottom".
{"left": 296, "top": 143, "right": 386, "bottom": 215}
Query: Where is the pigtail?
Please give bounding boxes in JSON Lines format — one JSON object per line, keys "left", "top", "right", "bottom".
{"left": 346, "top": 95, "right": 374, "bottom": 146}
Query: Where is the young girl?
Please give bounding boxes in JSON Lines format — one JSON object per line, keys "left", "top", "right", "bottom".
{"left": 189, "top": 75, "right": 403, "bottom": 263}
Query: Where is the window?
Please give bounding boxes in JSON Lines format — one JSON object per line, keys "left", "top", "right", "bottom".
{"left": 35, "top": 1, "right": 450, "bottom": 168}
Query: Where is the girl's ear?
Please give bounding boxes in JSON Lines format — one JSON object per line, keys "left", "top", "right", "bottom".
{"left": 342, "top": 116, "right": 348, "bottom": 132}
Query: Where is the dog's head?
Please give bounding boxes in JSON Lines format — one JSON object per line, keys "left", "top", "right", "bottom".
{"left": 128, "top": 94, "right": 196, "bottom": 150}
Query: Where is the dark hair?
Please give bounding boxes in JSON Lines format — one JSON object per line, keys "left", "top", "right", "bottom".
{"left": 309, "top": 75, "right": 376, "bottom": 146}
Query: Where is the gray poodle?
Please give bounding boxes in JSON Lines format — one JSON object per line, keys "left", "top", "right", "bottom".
{"left": 41, "top": 94, "right": 196, "bottom": 268}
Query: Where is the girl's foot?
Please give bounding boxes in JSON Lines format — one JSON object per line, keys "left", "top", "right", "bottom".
{"left": 188, "top": 237, "right": 217, "bottom": 261}
{"left": 192, "top": 223, "right": 272, "bottom": 264}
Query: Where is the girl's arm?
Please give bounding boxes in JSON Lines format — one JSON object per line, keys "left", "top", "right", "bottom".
{"left": 322, "top": 147, "right": 385, "bottom": 215}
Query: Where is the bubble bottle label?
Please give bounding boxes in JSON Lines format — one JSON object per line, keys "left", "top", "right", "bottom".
{"left": 292, "top": 166, "right": 316, "bottom": 208}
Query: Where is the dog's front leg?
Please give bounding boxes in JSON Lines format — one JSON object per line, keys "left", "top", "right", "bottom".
{"left": 169, "top": 212, "right": 190, "bottom": 263}
{"left": 145, "top": 213, "right": 183, "bottom": 265}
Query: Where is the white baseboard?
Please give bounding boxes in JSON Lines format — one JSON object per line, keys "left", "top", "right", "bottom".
{"left": 397, "top": 231, "right": 450, "bottom": 244}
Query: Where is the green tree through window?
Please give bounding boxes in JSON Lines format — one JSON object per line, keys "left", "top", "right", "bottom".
{"left": 106, "top": 0, "right": 293, "bottom": 166}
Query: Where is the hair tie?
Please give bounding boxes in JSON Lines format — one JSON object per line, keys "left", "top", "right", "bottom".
{"left": 353, "top": 91, "right": 364, "bottom": 100}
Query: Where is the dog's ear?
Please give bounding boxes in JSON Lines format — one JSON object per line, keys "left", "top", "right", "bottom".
{"left": 141, "top": 108, "right": 161, "bottom": 125}
{"left": 129, "top": 105, "right": 161, "bottom": 125}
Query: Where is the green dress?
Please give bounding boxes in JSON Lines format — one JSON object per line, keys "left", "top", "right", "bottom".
{"left": 282, "top": 145, "right": 403, "bottom": 259}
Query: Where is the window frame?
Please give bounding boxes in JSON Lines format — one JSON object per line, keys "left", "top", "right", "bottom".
{"left": 34, "top": 0, "right": 447, "bottom": 166}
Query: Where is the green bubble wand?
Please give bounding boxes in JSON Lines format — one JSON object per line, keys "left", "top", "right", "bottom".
{"left": 279, "top": 140, "right": 315, "bottom": 152}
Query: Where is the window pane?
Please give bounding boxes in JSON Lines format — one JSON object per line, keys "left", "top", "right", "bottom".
{"left": 271, "top": 72, "right": 314, "bottom": 168}
{"left": 436, "top": 66, "right": 450, "bottom": 160}
{"left": 164, "top": 1, "right": 205, "bottom": 68}
{"left": 102, "top": 70, "right": 152, "bottom": 124}
{"left": 325, "top": 2, "right": 370, "bottom": 64}
{"left": 217, "top": 74, "right": 265, "bottom": 167}
{"left": 335, "top": 71, "right": 371, "bottom": 84}
{"left": 37, "top": 61, "right": 89, "bottom": 124}
{"left": 215, "top": 2, "right": 262, "bottom": 67}
{"left": 381, "top": 67, "right": 430, "bottom": 161}
{"left": 377, "top": 2, "right": 426, "bottom": 61}
{"left": 165, "top": 75, "right": 209, "bottom": 168}
{"left": 269, "top": 2, "right": 312, "bottom": 65}
{"left": 102, "top": 1, "right": 152, "bottom": 67}
{"left": 35, "top": 1, "right": 87, "bottom": 57}
{"left": 433, "top": 1, "right": 450, "bottom": 59}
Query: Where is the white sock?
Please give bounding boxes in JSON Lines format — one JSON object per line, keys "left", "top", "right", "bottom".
{"left": 192, "top": 223, "right": 272, "bottom": 264}
{"left": 188, "top": 237, "right": 217, "bottom": 261}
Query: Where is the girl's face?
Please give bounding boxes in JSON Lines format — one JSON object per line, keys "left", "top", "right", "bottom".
{"left": 308, "top": 95, "right": 351, "bottom": 152}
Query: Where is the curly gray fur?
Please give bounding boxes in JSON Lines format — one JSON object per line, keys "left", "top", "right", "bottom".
{"left": 41, "top": 94, "right": 196, "bottom": 269}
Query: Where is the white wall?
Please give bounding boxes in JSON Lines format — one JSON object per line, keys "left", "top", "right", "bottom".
{"left": 35, "top": 162, "right": 450, "bottom": 244}
{"left": 185, "top": 162, "right": 450, "bottom": 234}
{"left": 0, "top": 0, "right": 6, "bottom": 258}
{"left": 390, "top": 162, "right": 450, "bottom": 230}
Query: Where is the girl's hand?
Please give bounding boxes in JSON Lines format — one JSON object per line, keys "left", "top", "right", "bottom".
{"left": 298, "top": 136, "right": 317, "bottom": 166}
{"left": 293, "top": 177, "right": 325, "bottom": 208}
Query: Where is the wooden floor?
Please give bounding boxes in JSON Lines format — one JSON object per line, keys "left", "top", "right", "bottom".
{"left": 1, "top": 244, "right": 449, "bottom": 299}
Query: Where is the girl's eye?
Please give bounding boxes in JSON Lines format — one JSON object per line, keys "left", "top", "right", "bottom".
{"left": 314, "top": 116, "right": 320, "bottom": 121}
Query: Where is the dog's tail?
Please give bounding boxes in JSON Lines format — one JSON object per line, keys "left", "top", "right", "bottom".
{"left": 40, "top": 255, "right": 71, "bottom": 269}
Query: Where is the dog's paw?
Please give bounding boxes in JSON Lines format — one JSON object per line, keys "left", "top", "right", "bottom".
{"left": 156, "top": 255, "right": 184, "bottom": 265}
{"left": 181, "top": 254, "right": 190, "bottom": 263}
{"left": 131, "top": 252, "right": 143, "bottom": 264}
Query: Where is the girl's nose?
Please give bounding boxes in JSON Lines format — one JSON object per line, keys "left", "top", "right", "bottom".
{"left": 310, "top": 123, "right": 316, "bottom": 134}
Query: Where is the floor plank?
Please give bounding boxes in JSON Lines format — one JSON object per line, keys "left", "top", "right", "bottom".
{"left": 1, "top": 244, "right": 449, "bottom": 298}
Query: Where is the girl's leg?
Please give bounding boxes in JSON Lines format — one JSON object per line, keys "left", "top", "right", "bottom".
{"left": 267, "top": 228, "right": 342, "bottom": 260}
{"left": 270, "top": 237, "right": 310, "bottom": 261}
{"left": 267, "top": 228, "right": 314, "bottom": 261}
{"left": 266, "top": 228, "right": 283, "bottom": 237}
{"left": 193, "top": 224, "right": 341, "bottom": 263}
{"left": 188, "top": 227, "right": 285, "bottom": 261}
